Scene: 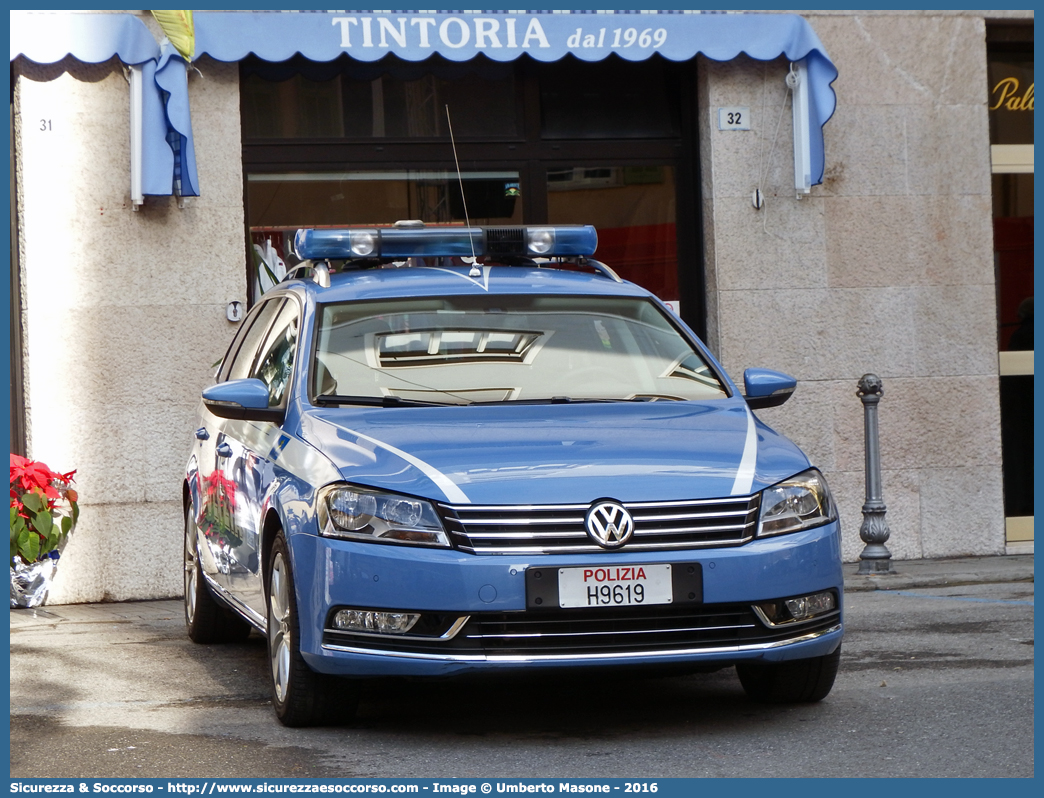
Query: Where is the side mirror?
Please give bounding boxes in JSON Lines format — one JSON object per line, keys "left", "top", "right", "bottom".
{"left": 742, "top": 368, "right": 797, "bottom": 409}
{"left": 202, "top": 378, "right": 284, "bottom": 423}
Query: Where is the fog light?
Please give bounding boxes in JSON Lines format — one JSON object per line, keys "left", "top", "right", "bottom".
{"left": 785, "top": 591, "right": 836, "bottom": 621}
{"left": 754, "top": 590, "right": 837, "bottom": 627}
{"left": 332, "top": 609, "right": 420, "bottom": 635}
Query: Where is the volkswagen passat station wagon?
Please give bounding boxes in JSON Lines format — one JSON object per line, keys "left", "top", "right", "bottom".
{"left": 184, "top": 222, "right": 843, "bottom": 726}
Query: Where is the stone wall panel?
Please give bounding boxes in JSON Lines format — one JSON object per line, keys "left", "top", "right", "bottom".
{"left": 705, "top": 11, "right": 1008, "bottom": 561}
{"left": 14, "top": 27, "right": 246, "bottom": 603}
{"left": 919, "top": 466, "right": 1006, "bottom": 557}
{"left": 46, "top": 501, "right": 183, "bottom": 604}
{"left": 825, "top": 195, "right": 995, "bottom": 288}
{"left": 12, "top": 9, "right": 1019, "bottom": 610}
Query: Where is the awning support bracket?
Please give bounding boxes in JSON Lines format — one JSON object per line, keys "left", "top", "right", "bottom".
{"left": 789, "top": 60, "right": 812, "bottom": 198}
{"left": 129, "top": 64, "right": 144, "bottom": 210}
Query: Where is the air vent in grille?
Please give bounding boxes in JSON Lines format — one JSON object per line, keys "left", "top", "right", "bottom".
{"left": 440, "top": 495, "right": 760, "bottom": 554}
{"left": 321, "top": 604, "right": 840, "bottom": 658}
{"left": 484, "top": 227, "right": 526, "bottom": 256}
{"left": 465, "top": 605, "right": 797, "bottom": 656}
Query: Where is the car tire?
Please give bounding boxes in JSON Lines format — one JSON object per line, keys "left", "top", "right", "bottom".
{"left": 736, "top": 646, "right": 841, "bottom": 703}
{"left": 267, "top": 532, "right": 359, "bottom": 727}
{"left": 184, "top": 507, "right": 252, "bottom": 644}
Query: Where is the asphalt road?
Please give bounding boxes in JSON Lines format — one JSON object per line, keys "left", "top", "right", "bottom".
{"left": 10, "top": 581, "right": 1034, "bottom": 779}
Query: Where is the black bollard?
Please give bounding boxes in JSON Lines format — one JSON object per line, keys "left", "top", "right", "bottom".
{"left": 857, "top": 373, "right": 895, "bottom": 574}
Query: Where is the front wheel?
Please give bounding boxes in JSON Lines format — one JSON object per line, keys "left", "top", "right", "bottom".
{"left": 267, "top": 533, "right": 358, "bottom": 727}
{"left": 736, "top": 646, "right": 841, "bottom": 703}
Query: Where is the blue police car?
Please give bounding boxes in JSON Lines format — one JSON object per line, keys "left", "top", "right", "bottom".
{"left": 184, "top": 222, "right": 843, "bottom": 726}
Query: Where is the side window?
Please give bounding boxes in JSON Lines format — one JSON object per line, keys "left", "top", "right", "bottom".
{"left": 216, "top": 312, "right": 260, "bottom": 383}
{"left": 221, "top": 299, "right": 285, "bottom": 383}
{"left": 252, "top": 301, "right": 299, "bottom": 407}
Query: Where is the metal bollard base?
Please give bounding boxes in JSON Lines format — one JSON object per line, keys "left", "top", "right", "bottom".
{"left": 857, "top": 557, "right": 896, "bottom": 575}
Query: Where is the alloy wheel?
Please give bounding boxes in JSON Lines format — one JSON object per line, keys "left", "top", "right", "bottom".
{"left": 184, "top": 512, "right": 198, "bottom": 624}
{"left": 269, "top": 552, "right": 292, "bottom": 704}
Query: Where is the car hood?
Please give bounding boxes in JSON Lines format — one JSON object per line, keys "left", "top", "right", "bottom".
{"left": 298, "top": 400, "right": 810, "bottom": 505}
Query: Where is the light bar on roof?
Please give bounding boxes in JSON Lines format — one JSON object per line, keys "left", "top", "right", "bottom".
{"left": 293, "top": 225, "right": 598, "bottom": 261}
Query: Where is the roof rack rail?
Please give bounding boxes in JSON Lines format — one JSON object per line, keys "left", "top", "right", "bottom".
{"left": 287, "top": 254, "right": 623, "bottom": 285}
{"left": 283, "top": 261, "right": 330, "bottom": 288}
{"left": 581, "top": 258, "right": 623, "bottom": 283}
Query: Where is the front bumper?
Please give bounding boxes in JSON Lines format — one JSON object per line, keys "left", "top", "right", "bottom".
{"left": 290, "top": 521, "right": 843, "bottom": 677}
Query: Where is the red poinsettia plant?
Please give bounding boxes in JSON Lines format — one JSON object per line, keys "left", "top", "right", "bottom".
{"left": 10, "top": 454, "right": 79, "bottom": 565}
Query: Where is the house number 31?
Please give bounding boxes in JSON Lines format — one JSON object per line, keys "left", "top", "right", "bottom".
{"left": 39, "top": 119, "right": 52, "bottom": 131}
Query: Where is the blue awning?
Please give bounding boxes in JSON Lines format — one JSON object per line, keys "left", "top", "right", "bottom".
{"left": 10, "top": 11, "right": 199, "bottom": 198}
{"left": 194, "top": 10, "right": 836, "bottom": 186}
{"left": 10, "top": 10, "right": 837, "bottom": 193}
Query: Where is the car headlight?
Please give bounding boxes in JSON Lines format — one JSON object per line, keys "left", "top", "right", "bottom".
{"left": 757, "top": 469, "right": 837, "bottom": 537}
{"left": 317, "top": 485, "right": 450, "bottom": 547}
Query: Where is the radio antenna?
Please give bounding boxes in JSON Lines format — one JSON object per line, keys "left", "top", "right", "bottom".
{"left": 445, "top": 104, "right": 481, "bottom": 277}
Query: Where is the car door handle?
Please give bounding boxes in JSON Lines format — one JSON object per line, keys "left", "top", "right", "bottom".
{"left": 216, "top": 443, "right": 233, "bottom": 458}
{"left": 195, "top": 427, "right": 210, "bottom": 441}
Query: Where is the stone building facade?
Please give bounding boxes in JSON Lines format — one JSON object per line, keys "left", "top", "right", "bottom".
{"left": 9, "top": 9, "right": 1033, "bottom": 603}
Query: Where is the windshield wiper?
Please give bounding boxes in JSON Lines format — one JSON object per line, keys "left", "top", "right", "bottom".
{"left": 468, "top": 396, "right": 660, "bottom": 406}
{"left": 315, "top": 394, "right": 453, "bottom": 408}
{"left": 316, "top": 394, "right": 680, "bottom": 408}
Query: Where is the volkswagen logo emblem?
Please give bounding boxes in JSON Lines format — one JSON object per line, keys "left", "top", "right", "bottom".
{"left": 585, "top": 501, "right": 635, "bottom": 549}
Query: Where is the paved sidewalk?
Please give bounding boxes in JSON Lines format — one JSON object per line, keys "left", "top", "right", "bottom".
{"left": 843, "top": 553, "right": 1033, "bottom": 592}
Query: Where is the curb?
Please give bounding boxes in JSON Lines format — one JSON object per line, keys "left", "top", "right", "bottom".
{"left": 843, "top": 556, "right": 1034, "bottom": 593}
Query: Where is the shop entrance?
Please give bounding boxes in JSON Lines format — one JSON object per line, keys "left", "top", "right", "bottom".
{"left": 241, "top": 53, "right": 701, "bottom": 330}
{"left": 988, "top": 26, "right": 1033, "bottom": 550}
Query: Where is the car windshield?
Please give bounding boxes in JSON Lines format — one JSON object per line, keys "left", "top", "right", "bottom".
{"left": 311, "top": 295, "right": 728, "bottom": 406}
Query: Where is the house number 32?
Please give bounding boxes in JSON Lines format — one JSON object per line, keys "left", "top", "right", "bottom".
{"left": 717, "top": 107, "right": 751, "bottom": 131}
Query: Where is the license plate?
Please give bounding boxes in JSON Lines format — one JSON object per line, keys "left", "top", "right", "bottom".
{"left": 558, "top": 564, "right": 673, "bottom": 608}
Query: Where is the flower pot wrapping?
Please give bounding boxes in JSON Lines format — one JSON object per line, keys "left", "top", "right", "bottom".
{"left": 10, "top": 550, "right": 61, "bottom": 608}
{"left": 10, "top": 454, "right": 79, "bottom": 608}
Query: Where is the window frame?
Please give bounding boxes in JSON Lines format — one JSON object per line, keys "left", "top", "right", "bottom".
{"left": 218, "top": 296, "right": 287, "bottom": 383}
{"left": 241, "top": 54, "right": 707, "bottom": 338}
{"left": 306, "top": 292, "right": 733, "bottom": 407}
{"left": 250, "top": 297, "right": 301, "bottom": 409}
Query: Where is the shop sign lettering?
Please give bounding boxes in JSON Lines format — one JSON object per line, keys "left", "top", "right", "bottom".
{"left": 567, "top": 27, "right": 667, "bottom": 49}
{"left": 991, "top": 77, "right": 1034, "bottom": 111}
{"left": 330, "top": 15, "right": 668, "bottom": 52}
{"left": 332, "top": 16, "right": 550, "bottom": 49}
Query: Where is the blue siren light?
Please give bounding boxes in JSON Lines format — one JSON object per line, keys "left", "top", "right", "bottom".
{"left": 293, "top": 225, "right": 598, "bottom": 261}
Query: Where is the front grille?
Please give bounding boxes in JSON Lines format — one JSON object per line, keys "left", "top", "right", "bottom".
{"left": 440, "top": 496, "right": 760, "bottom": 554}
{"left": 322, "top": 604, "right": 840, "bottom": 657}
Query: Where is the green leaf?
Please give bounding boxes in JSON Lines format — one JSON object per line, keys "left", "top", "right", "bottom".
{"left": 18, "top": 528, "right": 39, "bottom": 563}
{"left": 33, "top": 509, "right": 53, "bottom": 537}
{"left": 61, "top": 515, "right": 72, "bottom": 536}
{"left": 21, "top": 492, "right": 46, "bottom": 514}
{"left": 11, "top": 514, "right": 26, "bottom": 559}
{"left": 11, "top": 513, "right": 26, "bottom": 541}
